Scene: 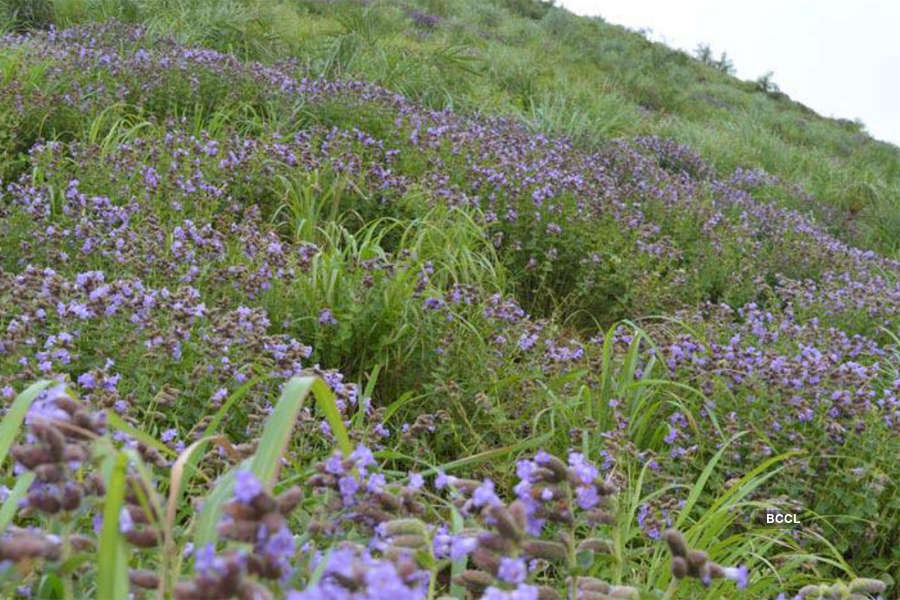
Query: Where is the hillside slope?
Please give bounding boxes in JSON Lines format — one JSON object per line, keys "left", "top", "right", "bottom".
{"left": 0, "top": 1, "right": 897, "bottom": 598}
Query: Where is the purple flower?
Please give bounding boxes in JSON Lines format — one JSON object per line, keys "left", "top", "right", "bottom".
{"left": 497, "top": 557, "right": 527, "bottom": 584}
{"left": 722, "top": 564, "right": 749, "bottom": 588}
{"left": 472, "top": 479, "right": 501, "bottom": 508}
{"left": 233, "top": 470, "right": 262, "bottom": 504}
{"left": 318, "top": 308, "right": 337, "bottom": 325}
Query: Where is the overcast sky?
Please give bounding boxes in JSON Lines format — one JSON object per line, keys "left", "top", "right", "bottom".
{"left": 557, "top": 1, "right": 900, "bottom": 147}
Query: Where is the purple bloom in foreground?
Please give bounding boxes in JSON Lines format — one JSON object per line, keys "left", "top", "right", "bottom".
{"left": 233, "top": 470, "right": 262, "bottom": 504}
{"left": 497, "top": 557, "right": 527, "bottom": 584}
{"left": 723, "top": 564, "right": 749, "bottom": 588}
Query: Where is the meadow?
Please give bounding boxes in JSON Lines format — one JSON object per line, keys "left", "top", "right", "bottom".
{"left": 0, "top": 0, "right": 897, "bottom": 598}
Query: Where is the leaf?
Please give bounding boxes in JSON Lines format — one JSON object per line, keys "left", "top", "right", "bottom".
{"left": 193, "top": 460, "right": 248, "bottom": 550}
{"left": 194, "top": 376, "right": 351, "bottom": 549}
{"left": 0, "top": 471, "right": 33, "bottom": 531}
{"left": 311, "top": 377, "right": 352, "bottom": 457}
{"left": 97, "top": 451, "right": 129, "bottom": 600}
{"left": 250, "top": 377, "right": 313, "bottom": 487}
{"left": 0, "top": 380, "right": 52, "bottom": 466}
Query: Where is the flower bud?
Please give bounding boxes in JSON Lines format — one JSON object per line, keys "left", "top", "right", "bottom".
{"left": 577, "top": 538, "right": 613, "bottom": 554}
{"left": 124, "top": 527, "right": 160, "bottom": 548}
{"left": 490, "top": 505, "right": 523, "bottom": 543}
{"left": 671, "top": 556, "right": 687, "bottom": 578}
{"left": 454, "top": 569, "right": 494, "bottom": 591}
{"left": 34, "top": 463, "right": 63, "bottom": 482}
{"left": 522, "top": 539, "right": 569, "bottom": 562}
{"left": 574, "top": 577, "right": 610, "bottom": 593}
{"left": 508, "top": 500, "right": 528, "bottom": 530}
{"left": 389, "top": 534, "right": 427, "bottom": 549}
{"left": 608, "top": 586, "right": 639, "bottom": 599}
{"left": 11, "top": 444, "right": 55, "bottom": 468}
{"left": 238, "top": 580, "right": 273, "bottom": 600}
{"left": 796, "top": 584, "right": 822, "bottom": 598}
{"left": 277, "top": 486, "right": 303, "bottom": 514}
{"left": 471, "top": 547, "right": 500, "bottom": 574}
{"left": 848, "top": 578, "right": 886, "bottom": 594}
{"left": 478, "top": 532, "right": 511, "bottom": 553}
{"left": 664, "top": 529, "right": 688, "bottom": 558}
{"left": 250, "top": 492, "right": 277, "bottom": 514}
{"left": 536, "top": 586, "right": 562, "bottom": 600}
{"left": 60, "top": 482, "right": 83, "bottom": 511}
{"left": 381, "top": 519, "right": 425, "bottom": 537}
{"left": 129, "top": 569, "right": 160, "bottom": 589}
{"left": 686, "top": 549, "right": 708, "bottom": 576}
{"left": 33, "top": 422, "right": 65, "bottom": 458}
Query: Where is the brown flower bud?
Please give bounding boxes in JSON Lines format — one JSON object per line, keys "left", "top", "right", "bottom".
{"left": 531, "top": 467, "right": 562, "bottom": 484}
{"left": 664, "top": 529, "right": 688, "bottom": 558}
{"left": 129, "top": 569, "right": 160, "bottom": 589}
{"left": 478, "top": 532, "right": 511, "bottom": 553}
{"left": 28, "top": 489, "right": 61, "bottom": 514}
{"left": 454, "top": 569, "right": 494, "bottom": 591}
{"left": 508, "top": 500, "right": 528, "bottom": 531}
{"left": 238, "top": 580, "right": 273, "bottom": 600}
{"left": 277, "top": 486, "right": 303, "bottom": 514}
{"left": 69, "top": 535, "right": 95, "bottom": 551}
{"left": 32, "top": 422, "right": 65, "bottom": 458}
{"left": 60, "top": 482, "right": 83, "bottom": 511}
{"left": 542, "top": 456, "right": 569, "bottom": 481}
{"left": 224, "top": 500, "right": 262, "bottom": 521}
{"left": 124, "top": 528, "right": 161, "bottom": 548}
{"left": 34, "top": 463, "right": 63, "bottom": 482}
{"left": 11, "top": 444, "right": 55, "bottom": 468}
{"left": 471, "top": 547, "right": 500, "bottom": 574}
{"left": 575, "top": 576, "right": 610, "bottom": 593}
{"left": 522, "top": 539, "right": 569, "bottom": 562}
{"left": 374, "top": 491, "right": 403, "bottom": 511}
{"left": 707, "top": 562, "right": 725, "bottom": 580}
{"left": 63, "top": 444, "right": 90, "bottom": 463}
{"left": 577, "top": 538, "right": 613, "bottom": 554}
{"left": 250, "top": 492, "right": 277, "bottom": 514}
{"left": 85, "top": 472, "right": 105, "bottom": 495}
{"left": 490, "top": 505, "right": 523, "bottom": 543}
{"left": 218, "top": 519, "right": 259, "bottom": 543}
{"left": 671, "top": 556, "right": 688, "bottom": 578}
{"left": 536, "top": 586, "right": 562, "bottom": 600}
{"left": 584, "top": 509, "right": 614, "bottom": 525}
{"left": 686, "top": 549, "right": 708, "bottom": 577}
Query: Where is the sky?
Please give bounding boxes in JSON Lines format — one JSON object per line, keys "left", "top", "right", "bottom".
{"left": 557, "top": 0, "right": 900, "bottom": 147}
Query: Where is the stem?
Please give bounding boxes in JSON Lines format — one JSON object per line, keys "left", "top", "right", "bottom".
{"left": 661, "top": 579, "right": 678, "bottom": 600}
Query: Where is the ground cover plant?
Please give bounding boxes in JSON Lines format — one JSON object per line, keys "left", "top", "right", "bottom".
{"left": 0, "top": 1, "right": 897, "bottom": 599}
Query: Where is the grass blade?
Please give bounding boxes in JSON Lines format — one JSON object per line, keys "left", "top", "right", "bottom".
{"left": 0, "top": 380, "right": 52, "bottom": 465}
{"left": 97, "top": 451, "right": 129, "bottom": 600}
{"left": 250, "top": 377, "right": 313, "bottom": 488}
{"left": 0, "top": 471, "right": 34, "bottom": 531}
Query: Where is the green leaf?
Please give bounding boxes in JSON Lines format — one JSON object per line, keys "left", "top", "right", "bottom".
{"left": 0, "top": 380, "right": 52, "bottom": 466}
{"left": 0, "top": 471, "right": 34, "bottom": 531}
{"left": 97, "top": 451, "right": 129, "bottom": 600}
{"left": 193, "top": 460, "right": 248, "bottom": 550}
{"left": 250, "top": 377, "right": 314, "bottom": 487}
{"left": 194, "top": 376, "right": 351, "bottom": 549}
